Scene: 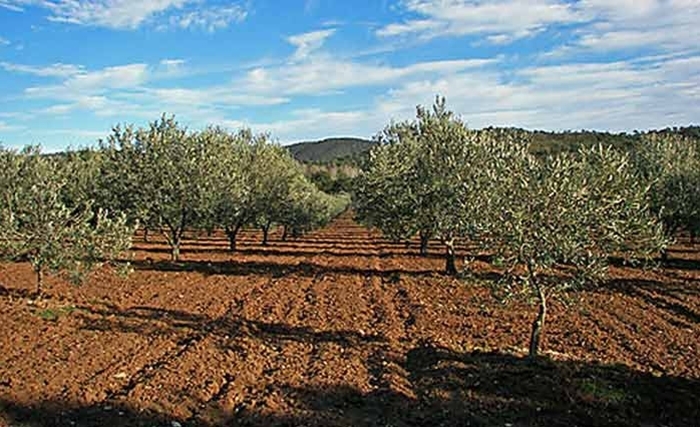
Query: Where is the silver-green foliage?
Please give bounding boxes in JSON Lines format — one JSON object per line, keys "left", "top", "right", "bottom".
{"left": 355, "top": 97, "right": 667, "bottom": 357}
{"left": 102, "top": 115, "right": 218, "bottom": 261}
{"left": 632, "top": 133, "right": 700, "bottom": 241}
{"left": 481, "top": 143, "right": 666, "bottom": 357}
{"left": 203, "top": 126, "right": 349, "bottom": 249}
{"left": 355, "top": 97, "right": 501, "bottom": 274}
{"left": 0, "top": 146, "right": 133, "bottom": 294}
{"left": 57, "top": 147, "right": 105, "bottom": 211}
{"left": 280, "top": 175, "right": 350, "bottom": 239}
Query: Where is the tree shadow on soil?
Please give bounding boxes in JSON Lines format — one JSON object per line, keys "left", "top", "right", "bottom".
{"left": 604, "top": 278, "right": 700, "bottom": 324}
{"left": 129, "top": 258, "right": 442, "bottom": 279}
{"left": 667, "top": 246, "right": 700, "bottom": 254}
{"left": 131, "top": 245, "right": 447, "bottom": 259}
{"left": 271, "top": 347, "right": 700, "bottom": 427}
{"left": 658, "top": 257, "right": 700, "bottom": 270}
{"left": 75, "top": 303, "right": 386, "bottom": 349}
{"left": 0, "top": 284, "right": 35, "bottom": 299}
{"left": 0, "top": 400, "right": 176, "bottom": 427}
{"left": 131, "top": 233, "right": 480, "bottom": 257}
{"left": 2, "top": 346, "right": 698, "bottom": 427}
{"left": 130, "top": 243, "right": 479, "bottom": 261}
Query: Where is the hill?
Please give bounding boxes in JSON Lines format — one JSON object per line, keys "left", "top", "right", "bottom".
{"left": 286, "top": 137, "right": 375, "bottom": 164}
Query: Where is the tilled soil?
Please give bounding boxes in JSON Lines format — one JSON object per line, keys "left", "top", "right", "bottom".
{"left": 1, "top": 213, "right": 699, "bottom": 426}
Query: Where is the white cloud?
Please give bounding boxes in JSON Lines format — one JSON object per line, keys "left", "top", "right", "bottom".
{"left": 40, "top": 95, "right": 115, "bottom": 115}
{"left": 0, "top": 0, "right": 248, "bottom": 30}
{"left": 0, "top": 1, "right": 26, "bottom": 12}
{"left": 222, "top": 107, "right": 378, "bottom": 143}
{"left": 374, "top": 57, "right": 700, "bottom": 132}
{"left": 160, "top": 58, "right": 185, "bottom": 67}
{"left": 39, "top": 128, "right": 109, "bottom": 139}
{"left": 232, "top": 52, "right": 700, "bottom": 143}
{"left": 166, "top": 4, "right": 248, "bottom": 32}
{"left": 377, "top": 0, "right": 586, "bottom": 42}
{"left": 42, "top": 0, "right": 190, "bottom": 28}
{"left": 66, "top": 63, "right": 149, "bottom": 90}
{"left": 287, "top": 29, "right": 336, "bottom": 60}
{"left": 549, "top": 1, "right": 700, "bottom": 55}
{"left": 0, "top": 37, "right": 10, "bottom": 45}
{"left": 0, "top": 120, "right": 24, "bottom": 131}
{"left": 13, "top": 59, "right": 288, "bottom": 121}
{"left": 21, "top": 63, "right": 151, "bottom": 118}
{"left": 240, "top": 57, "right": 496, "bottom": 95}
{"left": 0, "top": 61, "right": 85, "bottom": 77}
{"left": 376, "top": 19, "right": 441, "bottom": 37}
{"left": 158, "top": 58, "right": 186, "bottom": 74}
{"left": 145, "top": 87, "right": 289, "bottom": 108}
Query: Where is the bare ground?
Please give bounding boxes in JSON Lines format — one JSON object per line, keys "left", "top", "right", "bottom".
{"left": 1, "top": 213, "right": 698, "bottom": 426}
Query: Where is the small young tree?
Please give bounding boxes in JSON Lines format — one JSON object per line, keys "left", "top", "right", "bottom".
{"left": 480, "top": 144, "right": 667, "bottom": 358}
{"left": 0, "top": 146, "right": 133, "bottom": 295}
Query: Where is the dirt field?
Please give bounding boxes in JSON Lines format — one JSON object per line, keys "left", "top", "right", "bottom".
{"left": 1, "top": 213, "right": 699, "bottom": 426}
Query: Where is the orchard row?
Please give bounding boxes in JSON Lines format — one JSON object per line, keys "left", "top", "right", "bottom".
{"left": 354, "top": 97, "right": 700, "bottom": 357}
{"left": 2, "top": 98, "right": 699, "bottom": 358}
{"left": 1, "top": 117, "right": 349, "bottom": 294}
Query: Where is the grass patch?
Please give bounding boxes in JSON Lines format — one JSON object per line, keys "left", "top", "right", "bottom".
{"left": 37, "top": 305, "right": 76, "bottom": 322}
{"left": 578, "top": 377, "right": 629, "bottom": 405}
{"left": 386, "top": 271, "right": 401, "bottom": 284}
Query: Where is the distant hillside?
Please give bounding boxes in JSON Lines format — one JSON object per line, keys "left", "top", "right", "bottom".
{"left": 286, "top": 137, "right": 375, "bottom": 164}
{"left": 286, "top": 126, "right": 700, "bottom": 164}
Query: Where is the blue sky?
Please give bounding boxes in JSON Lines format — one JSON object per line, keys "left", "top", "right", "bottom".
{"left": 0, "top": 0, "right": 699, "bottom": 150}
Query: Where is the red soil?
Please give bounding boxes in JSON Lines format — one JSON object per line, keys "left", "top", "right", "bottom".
{"left": 1, "top": 213, "right": 698, "bottom": 426}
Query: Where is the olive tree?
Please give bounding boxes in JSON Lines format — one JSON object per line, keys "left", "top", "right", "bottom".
{"left": 0, "top": 146, "right": 133, "bottom": 295}
{"left": 208, "top": 130, "right": 300, "bottom": 249}
{"left": 278, "top": 175, "right": 321, "bottom": 240}
{"left": 57, "top": 147, "right": 104, "bottom": 211}
{"left": 248, "top": 140, "right": 305, "bottom": 245}
{"left": 354, "top": 129, "right": 422, "bottom": 247}
{"left": 200, "top": 127, "right": 250, "bottom": 251}
{"left": 279, "top": 176, "right": 350, "bottom": 240}
{"left": 480, "top": 144, "right": 667, "bottom": 358}
{"left": 175, "top": 125, "right": 342, "bottom": 253}
{"left": 632, "top": 133, "right": 700, "bottom": 244}
{"left": 356, "top": 97, "right": 494, "bottom": 274}
{"left": 103, "top": 116, "right": 218, "bottom": 261}
{"left": 99, "top": 124, "right": 159, "bottom": 242}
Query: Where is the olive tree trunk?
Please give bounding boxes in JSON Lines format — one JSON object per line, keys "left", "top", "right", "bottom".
{"left": 527, "top": 263, "right": 547, "bottom": 358}
{"left": 444, "top": 237, "right": 457, "bottom": 276}
{"left": 171, "top": 238, "right": 181, "bottom": 261}
{"left": 226, "top": 224, "right": 242, "bottom": 252}
{"left": 261, "top": 221, "right": 272, "bottom": 246}
{"left": 164, "top": 212, "right": 187, "bottom": 262}
{"left": 163, "top": 227, "right": 184, "bottom": 262}
{"left": 35, "top": 268, "right": 43, "bottom": 297}
{"left": 419, "top": 231, "right": 430, "bottom": 256}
